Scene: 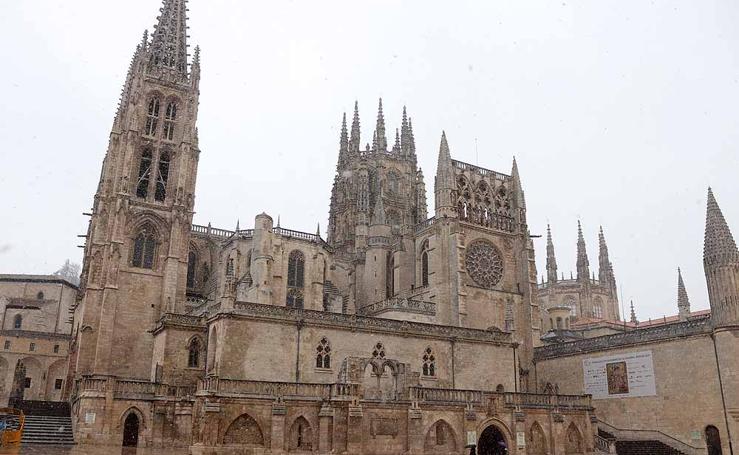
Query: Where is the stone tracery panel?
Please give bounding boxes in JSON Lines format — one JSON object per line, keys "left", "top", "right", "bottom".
{"left": 465, "top": 240, "right": 504, "bottom": 289}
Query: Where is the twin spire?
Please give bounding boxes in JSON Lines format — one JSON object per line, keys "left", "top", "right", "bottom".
{"left": 338, "top": 99, "right": 417, "bottom": 161}
{"left": 148, "top": 0, "right": 191, "bottom": 76}
{"left": 545, "top": 222, "right": 615, "bottom": 287}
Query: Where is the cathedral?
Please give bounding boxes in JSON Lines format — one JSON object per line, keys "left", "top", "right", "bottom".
{"left": 59, "top": 1, "right": 738, "bottom": 454}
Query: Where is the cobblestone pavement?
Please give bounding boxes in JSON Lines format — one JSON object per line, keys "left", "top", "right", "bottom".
{"left": 0, "top": 446, "right": 191, "bottom": 455}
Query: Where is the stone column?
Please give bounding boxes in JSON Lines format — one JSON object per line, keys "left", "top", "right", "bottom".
{"left": 407, "top": 403, "right": 424, "bottom": 454}
{"left": 271, "top": 400, "right": 287, "bottom": 454}
{"left": 318, "top": 402, "right": 334, "bottom": 453}
{"left": 346, "top": 399, "right": 363, "bottom": 453}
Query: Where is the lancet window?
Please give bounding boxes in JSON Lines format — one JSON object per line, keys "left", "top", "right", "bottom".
{"left": 422, "top": 347, "right": 436, "bottom": 377}
{"left": 188, "top": 338, "right": 201, "bottom": 368}
{"left": 315, "top": 337, "right": 331, "bottom": 369}
{"left": 136, "top": 149, "right": 153, "bottom": 199}
{"left": 154, "top": 150, "right": 170, "bottom": 202}
{"left": 420, "top": 240, "right": 430, "bottom": 287}
{"left": 187, "top": 251, "right": 197, "bottom": 289}
{"left": 163, "top": 102, "right": 177, "bottom": 141}
{"left": 132, "top": 227, "right": 157, "bottom": 269}
{"left": 386, "top": 254, "right": 395, "bottom": 298}
{"left": 144, "top": 97, "right": 160, "bottom": 137}
{"left": 286, "top": 250, "right": 305, "bottom": 309}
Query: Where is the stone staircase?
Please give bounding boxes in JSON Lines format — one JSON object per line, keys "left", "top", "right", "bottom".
{"left": 21, "top": 415, "right": 75, "bottom": 445}
{"left": 614, "top": 440, "right": 687, "bottom": 455}
{"left": 596, "top": 425, "right": 696, "bottom": 455}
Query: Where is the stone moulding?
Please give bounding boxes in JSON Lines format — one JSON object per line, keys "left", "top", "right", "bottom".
{"left": 220, "top": 301, "right": 514, "bottom": 346}
{"left": 153, "top": 313, "right": 207, "bottom": 334}
{"left": 357, "top": 297, "right": 436, "bottom": 317}
{"left": 533, "top": 318, "right": 712, "bottom": 360}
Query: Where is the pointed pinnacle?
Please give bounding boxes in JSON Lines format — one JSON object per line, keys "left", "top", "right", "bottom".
{"left": 704, "top": 188, "right": 739, "bottom": 265}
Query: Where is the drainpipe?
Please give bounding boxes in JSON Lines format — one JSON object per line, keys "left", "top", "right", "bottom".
{"left": 450, "top": 337, "right": 456, "bottom": 389}
{"left": 295, "top": 319, "right": 304, "bottom": 383}
{"left": 711, "top": 331, "right": 734, "bottom": 455}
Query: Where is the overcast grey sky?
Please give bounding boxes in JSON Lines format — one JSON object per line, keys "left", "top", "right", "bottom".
{"left": 1, "top": 0, "right": 738, "bottom": 320}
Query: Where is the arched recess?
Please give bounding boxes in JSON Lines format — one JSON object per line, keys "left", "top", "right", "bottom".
{"left": 529, "top": 421, "right": 548, "bottom": 455}
{"left": 424, "top": 419, "right": 457, "bottom": 454}
{"left": 187, "top": 335, "right": 204, "bottom": 368}
{"left": 476, "top": 418, "right": 513, "bottom": 455}
{"left": 565, "top": 422, "right": 584, "bottom": 454}
{"left": 45, "top": 358, "right": 67, "bottom": 400}
{"left": 17, "top": 357, "right": 43, "bottom": 401}
{"left": 223, "top": 413, "right": 264, "bottom": 446}
{"left": 705, "top": 425, "right": 723, "bottom": 455}
{"left": 288, "top": 416, "right": 313, "bottom": 451}
{"left": 120, "top": 406, "right": 146, "bottom": 447}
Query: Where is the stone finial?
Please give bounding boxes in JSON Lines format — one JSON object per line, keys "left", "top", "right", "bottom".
{"left": 546, "top": 224, "right": 558, "bottom": 283}
{"left": 511, "top": 157, "right": 526, "bottom": 210}
{"left": 400, "top": 106, "right": 411, "bottom": 155}
{"left": 677, "top": 268, "right": 691, "bottom": 320}
{"left": 349, "top": 101, "right": 361, "bottom": 153}
{"left": 630, "top": 301, "right": 638, "bottom": 324}
{"left": 434, "top": 131, "right": 456, "bottom": 218}
{"left": 316, "top": 223, "right": 321, "bottom": 237}
{"left": 235, "top": 219, "right": 240, "bottom": 232}
{"left": 337, "top": 112, "right": 349, "bottom": 167}
{"left": 392, "top": 128, "right": 401, "bottom": 153}
{"left": 408, "top": 118, "right": 416, "bottom": 155}
{"left": 576, "top": 221, "right": 590, "bottom": 281}
{"left": 374, "top": 98, "right": 387, "bottom": 152}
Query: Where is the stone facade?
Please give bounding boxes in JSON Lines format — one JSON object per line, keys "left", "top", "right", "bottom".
{"left": 58, "top": 1, "right": 738, "bottom": 454}
{"left": 0, "top": 275, "right": 75, "bottom": 403}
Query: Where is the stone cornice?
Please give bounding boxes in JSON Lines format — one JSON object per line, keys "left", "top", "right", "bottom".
{"left": 534, "top": 318, "right": 713, "bottom": 361}
{"left": 0, "top": 330, "right": 72, "bottom": 341}
{"left": 153, "top": 313, "right": 207, "bottom": 335}
{"left": 215, "top": 302, "right": 515, "bottom": 346}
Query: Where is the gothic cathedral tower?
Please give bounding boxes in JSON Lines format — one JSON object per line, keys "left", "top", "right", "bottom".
{"left": 71, "top": 0, "right": 200, "bottom": 380}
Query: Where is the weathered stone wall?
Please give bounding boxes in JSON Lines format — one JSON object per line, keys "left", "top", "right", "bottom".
{"left": 535, "top": 328, "right": 732, "bottom": 451}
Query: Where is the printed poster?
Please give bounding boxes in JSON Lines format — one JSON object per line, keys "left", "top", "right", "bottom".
{"left": 583, "top": 351, "right": 656, "bottom": 399}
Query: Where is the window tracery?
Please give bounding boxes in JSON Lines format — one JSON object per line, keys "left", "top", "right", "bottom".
{"left": 144, "top": 97, "right": 160, "bottom": 137}
{"left": 465, "top": 240, "right": 504, "bottom": 289}
{"left": 287, "top": 250, "right": 305, "bottom": 309}
{"left": 372, "top": 342, "right": 386, "bottom": 360}
{"left": 155, "top": 151, "right": 170, "bottom": 202}
{"left": 136, "top": 149, "right": 153, "bottom": 199}
{"left": 187, "top": 251, "right": 197, "bottom": 289}
{"left": 163, "top": 101, "right": 177, "bottom": 141}
{"left": 456, "top": 176, "right": 513, "bottom": 227}
{"left": 315, "top": 337, "right": 331, "bottom": 369}
{"left": 188, "top": 338, "right": 201, "bottom": 368}
{"left": 132, "top": 227, "right": 157, "bottom": 269}
{"left": 422, "top": 347, "right": 435, "bottom": 377}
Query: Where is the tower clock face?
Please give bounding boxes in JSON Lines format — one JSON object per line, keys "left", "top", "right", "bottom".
{"left": 465, "top": 240, "right": 504, "bottom": 289}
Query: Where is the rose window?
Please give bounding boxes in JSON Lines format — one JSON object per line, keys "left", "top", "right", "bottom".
{"left": 465, "top": 240, "right": 504, "bottom": 288}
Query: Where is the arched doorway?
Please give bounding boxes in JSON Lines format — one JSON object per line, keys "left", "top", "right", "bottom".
{"left": 122, "top": 413, "right": 140, "bottom": 447}
{"left": 478, "top": 424, "right": 508, "bottom": 455}
{"left": 705, "top": 425, "right": 723, "bottom": 455}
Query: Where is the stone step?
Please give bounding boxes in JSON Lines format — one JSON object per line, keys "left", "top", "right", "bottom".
{"left": 22, "top": 415, "right": 74, "bottom": 445}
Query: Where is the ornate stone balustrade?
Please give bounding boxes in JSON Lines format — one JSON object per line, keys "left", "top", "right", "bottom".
{"left": 358, "top": 297, "right": 436, "bottom": 317}
{"left": 191, "top": 224, "right": 234, "bottom": 238}
{"left": 229, "top": 301, "right": 513, "bottom": 345}
{"left": 74, "top": 377, "right": 196, "bottom": 400}
{"left": 534, "top": 318, "right": 713, "bottom": 360}
{"left": 199, "top": 377, "right": 358, "bottom": 401}
{"left": 452, "top": 160, "right": 510, "bottom": 181}
{"left": 414, "top": 217, "right": 436, "bottom": 232}
{"left": 409, "top": 387, "right": 592, "bottom": 410}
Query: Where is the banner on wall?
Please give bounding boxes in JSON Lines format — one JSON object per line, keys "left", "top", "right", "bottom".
{"left": 583, "top": 350, "right": 656, "bottom": 399}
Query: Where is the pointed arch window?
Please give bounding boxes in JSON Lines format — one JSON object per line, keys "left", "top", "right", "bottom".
{"left": 420, "top": 240, "right": 430, "bottom": 287}
{"left": 154, "top": 150, "right": 170, "bottom": 202}
{"left": 188, "top": 338, "right": 201, "bottom": 368}
{"left": 144, "top": 97, "right": 160, "bottom": 137}
{"left": 187, "top": 251, "right": 197, "bottom": 289}
{"left": 315, "top": 337, "right": 331, "bottom": 369}
{"left": 136, "top": 149, "right": 153, "bottom": 199}
{"left": 163, "top": 102, "right": 177, "bottom": 141}
{"left": 422, "top": 347, "right": 435, "bottom": 377}
{"left": 13, "top": 315, "right": 22, "bottom": 330}
{"left": 132, "top": 228, "right": 157, "bottom": 269}
{"left": 286, "top": 250, "right": 305, "bottom": 309}
{"left": 386, "top": 254, "right": 395, "bottom": 298}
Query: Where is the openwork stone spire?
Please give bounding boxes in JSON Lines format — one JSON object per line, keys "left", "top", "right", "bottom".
{"left": 677, "top": 268, "right": 691, "bottom": 320}
{"left": 598, "top": 226, "right": 617, "bottom": 294}
{"left": 149, "top": 0, "right": 190, "bottom": 77}
{"left": 338, "top": 112, "right": 349, "bottom": 168}
{"left": 392, "top": 128, "right": 401, "bottom": 153}
{"left": 349, "top": 101, "right": 361, "bottom": 153}
{"left": 704, "top": 188, "right": 739, "bottom": 266}
{"left": 408, "top": 118, "right": 416, "bottom": 155}
{"left": 546, "top": 224, "right": 558, "bottom": 283}
{"left": 576, "top": 221, "right": 590, "bottom": 281}
{"left": 703, "top": 188, "right": 739, "bottom": 326}
{"left": 374, "top": 98, "right": 387, "bottom": 152}
{"left": 434, "top": 131, "right": 456, "bottom": 218}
